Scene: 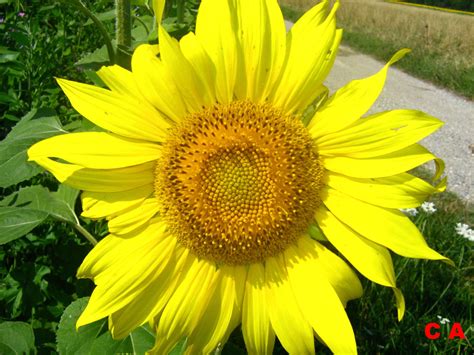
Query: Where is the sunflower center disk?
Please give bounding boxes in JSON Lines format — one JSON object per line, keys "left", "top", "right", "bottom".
{"left": 156, "top": 101, "right": 324, "bottom": 265}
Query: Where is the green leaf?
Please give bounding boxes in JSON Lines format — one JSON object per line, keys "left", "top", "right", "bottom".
{"left": 0, "top": 207, "right": 48, "bottom": 245}
{"left": 57, "top": 298, "right": 156, "bottom": 354}
{"left": 83, "top": 70, "right": 106, "bottom": 88}
{"left": 56, "top": 298, "right": 106, "bottom": 355}
{"left": 0, "top": 108, "right": 66, "bottom": 188}
{"left": 0, "top": 185, "right": 81, "bottom": 244}
{"left": 169, "top": 338, "right": 188, "bottom": 355}
{"left": 0, "top": 321, "right": 35, "bottom": 355}
{"left": 84, "top": 10, "right": 116, "bottom": 26}
{"left": 0, "top": 47, "right": 20, "bottom": 64}
{"left": 1, "top": 186, "right": 78, "bottom": 224}
{"left": 75, "top": 45, "right": 111, "bottom": 70}
{"left": 131, "top": 0, "right": 148, "bottom": 6}
{"left": 55, "top": 184, "right": 80, "bottom": 212}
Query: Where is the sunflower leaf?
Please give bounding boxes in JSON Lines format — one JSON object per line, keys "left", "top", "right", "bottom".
{"left": 0, "top": 207, "right": 48, "bottom": 245}
{"left": 0, "top": 321, "right": 36, "bottom": 354}
{"left": 0, "top": 185, "right": 81, "bottom": 244}
{"left": 0, "top": 108, "right": 65, "bottom": 188}
{"left": 57, "top": 298, "right": 156, "bottom": 354}
{"left": 0, "top": 186, "right": 78, "bottom": 224}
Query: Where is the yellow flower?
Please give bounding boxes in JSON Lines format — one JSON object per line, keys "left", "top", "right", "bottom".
{"left": 28, "top": 0, "right": 449, "bottom": 353}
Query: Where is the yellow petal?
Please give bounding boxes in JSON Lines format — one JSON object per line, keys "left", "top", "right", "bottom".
{"left": 242, "top": 263, "right": 275, "bottom": 355}
{"left": 285, "top": 241, "right": 357, "bottom": 354}
{"left": 81, "top": 185, "right": 154, "bottom": 219}
{"left": 56, "top": 78, "right": 170, "bottom": 142}
{"left": 322, "top": 187, "right": 450, "bottom": 261}
{"left": 265, "top": 256, "right": 315, "bottom": 354}
{"left": 186, "top": 266, "right": 246, "bottom": 354}
{"left": 96, "top": 65, "right": 140, "bottom": 96}
{"left": 179, "top": 32, "right": 217, "bottom": 104}
{"left": 325, "top": 171, "right": 446, "bottom": 209}
{"left": 323, "top": 144, "right": 444, "bottom": 178}
{"left": 77, "top": 223, "right": 174, "bottom": 327}
{"left": 107, "top": 198, "right": 160, "bottom": 235}
{"left": 77, "top": 219, "right": 166, "bottom": 284}
{"left": 77, "top": 218, "right": 167, "bottom": 282}
{"left": 316, "top": 110, "right": 443, "bottom": 158}
{"left": 271, "top": 0, "right": 339, "bottom": 114}
{"left": 159, "top": 27, "right": 214, "bottom": 110}
{"left": 220, "top": 266, "right": 248, "bottom": 347}
{"left": 195, "top": 0, "right": 239, "bottom": 104}
{"left": 316, "top": 205, "right": 397, "bottom": 287}
{"left": 315, "top": 205, "right": 406, "bottom": 319}
{"left": 298, "top": 236, "right": 362, "bottom": 306}
{"left": 234, "top": 0, "right": 286, "bottom": 101}
{"left": 393, "top": 288, "right": 406, "bottom": 321}
{"left": 32, "top": 158, "right": 154, "bottom": 192}
{"left": 153, "top": 256, "right": 219, "bottom": 354}
{"left": 28, "top": 132, "right": 161, "bottom": 169}
{"left": 152, "top": 0, "right": 165, "bottom": 25}
{"left": 109, "top": 246, "right": 187, "bottom": 338}
{"left": 309, "top": 48, "right": 410, "bottom": 137}
{"left": 131, "top": 44, "right": 186, "bottom": 121}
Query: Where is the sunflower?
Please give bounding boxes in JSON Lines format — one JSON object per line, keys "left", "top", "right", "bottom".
{"left": 28, "top": 0, "right": 449, "bottom": 353}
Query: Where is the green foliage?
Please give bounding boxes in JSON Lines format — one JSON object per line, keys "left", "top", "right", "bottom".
{"left": 0, "top": 109, "right": 65, "bottom": 188}
{"left": 0, "top": 321, "right": 35, "bottom": 354}
{"left": 403, "top": 0, "right": 474, "bottom": 12}
{"left": 56, "top": 298, "right": 155, "bottom": 354}
{"left": 0, "top": 184, "right": 82, "bottom": 245}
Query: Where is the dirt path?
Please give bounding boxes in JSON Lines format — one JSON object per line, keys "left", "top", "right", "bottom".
{"left": 285, "top": 21, "right": 474, "bottom": 202}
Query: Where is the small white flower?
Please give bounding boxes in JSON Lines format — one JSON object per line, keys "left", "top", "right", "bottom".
{"left": 400, "top": 208, "right": 418, "bottom": 216}
{"left": 455, "top": 223, "right": 470, "bottom": 236}
{"left": 421, "top": 202, "right": 436, "bottom": 214}
{"left": 437, "top": 315, "right": 451, "bottom": 325}
{"left": 455, "top": 223, "right": 474, "bottom": 241}
{"left": 465, "top": 229, "right": 474, "bottom": 242}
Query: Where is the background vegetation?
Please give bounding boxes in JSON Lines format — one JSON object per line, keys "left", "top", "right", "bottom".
{"left": 1, "top": 0, "right": 473, "bottom": 353}
{"left": 280, "top": 0, "right": 474, "bottom": 99}
{"left": 402, "top": 0, "right": 474, "bottom": 12}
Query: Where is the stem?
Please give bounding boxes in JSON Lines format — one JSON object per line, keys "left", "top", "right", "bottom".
{"left": 73, "top": 223, "right": 98, "bottom": 246}
{"left": 115, "top": 0, "right": 132, "bottom": 68}
{"left": 63, "top": 0, "right": 115, "bottom": 63}
{"left": 177, "top": 0, "right": 185, "bottom": 24}
{"left": 115, "top": 0, "right": 132, "bottom": 48}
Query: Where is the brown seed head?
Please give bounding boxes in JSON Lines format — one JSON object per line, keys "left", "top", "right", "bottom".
{"left": 155, "top": 101, "right": 323, "bottom": 265}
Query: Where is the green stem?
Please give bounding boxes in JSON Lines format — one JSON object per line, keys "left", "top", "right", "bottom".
{"left": 177, "top": 0, "right": 185, "bottom": 24}
{"left": 73, "top": 223, "right": 98, "bottom": 246}
{"left": 64, "top": 0, "right": 115, "bottom": 63}
{"left": 115, "top": 0, "right": 132, "bottom": 68}
{"left": 115, "top": 0, "right": 132, "bottom": 48}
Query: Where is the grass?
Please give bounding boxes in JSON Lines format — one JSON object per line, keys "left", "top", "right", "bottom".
{"left": 280, "top": 0, "right": 474, "bottom": 99}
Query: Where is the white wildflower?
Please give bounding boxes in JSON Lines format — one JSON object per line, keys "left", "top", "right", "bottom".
{"left": 421, "top": 202, "right": 436, "bottom": 214}
{"left": 437, "top": 315, "right": 451, "bottom": 325}
{"left": 455, "top": 223, "right": 470, "bottom": 236}
{"left": 400, "top": 208, "right": 418, "bottom": 217}
{"left": 465, "top": 229, "right": 474, "bottom": 242}
{"left": 455, "top": 223, "right": 474, "bottom": 241}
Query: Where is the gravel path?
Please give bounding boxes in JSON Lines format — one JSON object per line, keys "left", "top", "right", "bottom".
{"left": 285, "top": 21, "right": 474, "bottom": 202}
